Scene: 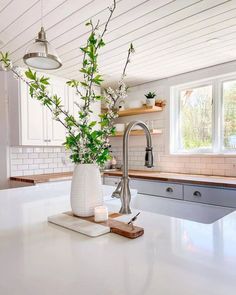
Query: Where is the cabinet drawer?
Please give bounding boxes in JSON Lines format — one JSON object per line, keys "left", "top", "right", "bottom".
{"left": 184, "top": 185, "right": 236, "bottom": 208}
{"left": 130, "top": 179, "right": 183, "bottom": 200}
{"left": 103, "top": 176, "right": 120, "bottom": 186}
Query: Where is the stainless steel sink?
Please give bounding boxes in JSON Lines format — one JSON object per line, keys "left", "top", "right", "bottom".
{"left": 106, "top": 193, "right": 234, "bottom": 224}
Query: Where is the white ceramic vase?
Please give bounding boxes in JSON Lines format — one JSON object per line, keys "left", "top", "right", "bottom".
{"left": 70, "top": 164, "right": 103, "bottom": 217}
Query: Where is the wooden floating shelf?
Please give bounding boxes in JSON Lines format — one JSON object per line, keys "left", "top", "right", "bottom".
{"left": 110, "top": 129, "right": 162, "bottom": 137}
{"left": 118, "top": 106, "right": 162, "bottom": 117}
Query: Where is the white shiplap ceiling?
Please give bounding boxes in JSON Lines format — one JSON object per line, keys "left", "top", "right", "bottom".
{"left": 0, "top": 0, "right": 236, "bottom": 87}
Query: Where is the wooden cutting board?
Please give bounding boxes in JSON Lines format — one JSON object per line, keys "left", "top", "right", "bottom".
{"left": 64, "top": 212, "right": 144, "bottom": 239}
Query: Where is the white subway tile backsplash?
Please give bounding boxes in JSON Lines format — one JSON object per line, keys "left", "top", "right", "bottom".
{"left": 44, "top": 158, "right": 53, "bottom": 163}
{"left": 39, "top": 164, "right": 49, "bottom": 169}
{"left": 17, "top": 164, "right": 28, "bottom": 170}
{"left": 34, "top": 147, "right": 43, "bottom": 153}
{"left": 11, "top": 171, "right": 23, "bottom": 176}
{"left": 44, "top": 168, "right": 54, "bottom": 174}
{"left": 53, "top": 148, "right": 61, "bottom": 153}
{"left": 33, "top": 158, "right": 44, "bottom": 164}
{"left": 53, "top": 168, "right": 62, "bottom": 173}
{"left": 11, "top": 165, "right": 18, "bottom": 171}
{"left": 11, "top": 147, "right": 22, "bottom": 153}
{"left": 23, "top": 147, "right": 33, "bottom": 153}
{"left": 111, "top": 132, "right": 236, "bottom": 176}
{"left": 11, "top": 159, "right": 23, "bottom": 165}
{"left": 225, "top": 158, "right": 236, "bottom": 164}
{"left": 62, "top": 167, "right": 71, "bottom": 172}
{"left": 35, "top": 169, "right": 44, "bottom": 174}
{"left": 28, "top": 164, "right": 39, "bottom": 170}
{"left": 10, "top": 131, "right": 236, "bottom": 179}
{"left": 22, "top": 159, "right": 33, "bottom": 165}
{"left": 23, "top": 170, "right": 34, "bottom": 176}
{"left": 17, "top": 154, "right": 28, "bottom": 159}
{"left": 39, "top": 153, "right": 49, "bottom": 159}
{"left": 28, "top": 153, "right": 39, "bottom": 159}
{"left": 44, "top": 147, "right": 54, "bottom": 153}
{"left": 10, "top": 146, "right": 73, "bottom": 176}
{"left": 48, "top": 163, "right": 57, "bottom": 168}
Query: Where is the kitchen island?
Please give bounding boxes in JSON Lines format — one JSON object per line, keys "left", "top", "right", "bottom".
{"left": 0, "top": 181, "right": 235, "bottom": 295}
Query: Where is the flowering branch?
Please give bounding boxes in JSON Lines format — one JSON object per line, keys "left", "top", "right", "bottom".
{"left": 0, "top": 0, "right": 135, "bottom": 166}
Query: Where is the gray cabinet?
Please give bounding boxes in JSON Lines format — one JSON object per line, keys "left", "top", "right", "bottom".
{"left": 103, "top": 175, "right": 236, "bottom": 208}
{"left": 103, "top": 176, "right": 120, "bottom": 186}
{"left": 184, "top": 185, "right": 236, "bottom": 208}
{"left": 130, "top": 179, "right": 183, "bottom": 200}
{"left": 103, "top": 176, "right": 183, "bottom": 200}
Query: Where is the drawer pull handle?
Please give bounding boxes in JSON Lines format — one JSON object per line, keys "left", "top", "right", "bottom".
{"left": 193, "top": 191, "right": 201, "bottom": 197}
{"left": 166, "top": 187, "right": 173, "bottom": 193}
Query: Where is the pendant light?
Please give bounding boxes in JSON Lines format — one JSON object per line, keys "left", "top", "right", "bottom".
{"left": 23, "top": 0, "right": 62, "bottom": 70}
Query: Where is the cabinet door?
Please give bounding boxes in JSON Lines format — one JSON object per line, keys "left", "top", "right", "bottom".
{"left": 184, "top": 185, "right": 236, "bottom": 208}
{"left": 130, "top": 179, "right": 183, "bottom": 200}
{"left": 47, "top": 78, "right": 68, "bottom": 146}
{"left": 20, "top": 79, "right": 46, "bottom": 145}
{"left": 103, "top": 176, "right": 120, "bottom": 186}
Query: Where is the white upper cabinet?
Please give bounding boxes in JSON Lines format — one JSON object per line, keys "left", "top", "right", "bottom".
{"left": 8, "top": 71, "right": 46, "bottom": 146}
{"left": 8, "top": 70, "right": 101, "bottom": 146}
{"left": 47, "top": 77, "right": 69, "bottom": 146}
{"left": 8, "top": 71, "right": 68, "bottom": 146}
{"left": 19, "top": 79, "right": 46, "bottom": 146}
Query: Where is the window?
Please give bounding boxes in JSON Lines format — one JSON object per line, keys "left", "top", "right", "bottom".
{"left": 171, "top": 75, "right": 236, "bottom": 154}
{"left": 223, "top": 80, "right": 236, "bottom": 151}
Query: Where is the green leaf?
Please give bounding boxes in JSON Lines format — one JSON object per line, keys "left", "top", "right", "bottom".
{"left": 89, "top": 121, "right": 97, "bottom": 128}
{"left": 92, "top": 74, "right": 103, "bottom": 85}
{"left": 98, "top": 39, "right": 105, "bottom": 48}
{"left": 25, "top": 68, "right": 35, "bottom": 80}
{"left": 80, "top": 81, "right": 88, "bottom": 87}
{"left": 40, "top": 76, "right": 50, "bottom": 85}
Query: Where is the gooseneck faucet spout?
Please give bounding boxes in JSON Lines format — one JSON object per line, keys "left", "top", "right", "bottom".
{"left": 112, "top": 120, "right": 154, "bottom": 214}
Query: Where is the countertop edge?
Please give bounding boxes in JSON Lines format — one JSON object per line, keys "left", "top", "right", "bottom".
{"left": 9, "top": 170, "right": 236, "bottom": 189}
{"left": 103, "top": 171, "right": 236, "bottom": 189}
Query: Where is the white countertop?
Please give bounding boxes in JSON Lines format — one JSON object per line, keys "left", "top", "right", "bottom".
{"left": 0, "top": 181, "right": 236, "bottom": 295}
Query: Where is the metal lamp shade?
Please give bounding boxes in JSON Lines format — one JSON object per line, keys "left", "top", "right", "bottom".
{"left": 23, "top": 27, "right": 62, "bottom": 70}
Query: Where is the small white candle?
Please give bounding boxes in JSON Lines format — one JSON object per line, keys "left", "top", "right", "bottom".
{"left": 94, "top": 206, "right": 108, "bottom": 222}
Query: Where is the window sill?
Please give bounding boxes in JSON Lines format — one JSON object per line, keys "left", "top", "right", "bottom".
{"left": 170, "top": 153, "right": 236, "bottom": 157}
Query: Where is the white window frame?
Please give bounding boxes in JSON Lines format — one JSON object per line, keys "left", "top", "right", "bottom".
{"left": 170, "top": 73, "right": 236, "bottom": 155}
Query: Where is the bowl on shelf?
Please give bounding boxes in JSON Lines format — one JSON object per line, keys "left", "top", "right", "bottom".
{"left": 115, "top": 124, "right": 125, "bottom": 132}
{"left": 126, "top": 100, "right": 143, "bottom": 109}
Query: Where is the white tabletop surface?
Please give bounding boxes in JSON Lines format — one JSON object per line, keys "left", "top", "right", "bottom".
{"left": 0, "top": 181, "right": 236, "bottom": 295}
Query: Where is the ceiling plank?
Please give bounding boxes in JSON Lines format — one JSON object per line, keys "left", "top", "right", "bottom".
{"left": 57, "top": 0, "right": 234, "bottom": 76}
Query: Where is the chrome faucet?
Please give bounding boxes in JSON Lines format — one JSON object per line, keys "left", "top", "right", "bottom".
{"left": 112, "top": 120, "right": 154, "bottom": 214}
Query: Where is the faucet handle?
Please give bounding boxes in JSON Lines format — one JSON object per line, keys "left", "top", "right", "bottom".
{"left": 111, "top": 180, "right": 122, "bottom": 199}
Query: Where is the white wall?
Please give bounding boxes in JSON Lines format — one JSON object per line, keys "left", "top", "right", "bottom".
{"left": 110, "top": 60, "right": 236, "bottom": 176}
{"left": 0, "top": 72, "right": 10, "bottom": 188}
